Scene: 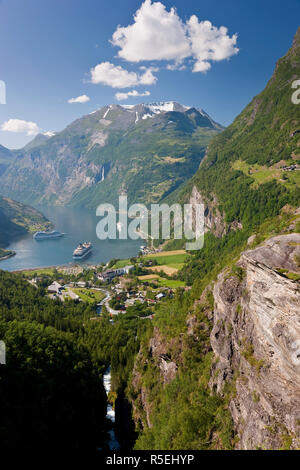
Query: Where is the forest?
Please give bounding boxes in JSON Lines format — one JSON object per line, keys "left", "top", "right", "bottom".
{"left": 0, "top": 270, "right": 148, "bottom": 451}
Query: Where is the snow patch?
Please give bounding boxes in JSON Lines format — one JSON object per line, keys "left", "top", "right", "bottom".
{"left": 43, "top": 131, "right": 56, "bottom": 137}
{"left": 103, "top": 105, "right": 112, "bottom": 119}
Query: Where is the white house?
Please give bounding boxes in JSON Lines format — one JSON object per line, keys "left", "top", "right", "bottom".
{"left": 47, "top": 281, "right": 63, "bottom": 294}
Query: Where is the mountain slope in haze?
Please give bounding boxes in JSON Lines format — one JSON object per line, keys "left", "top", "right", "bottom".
{"left": 0, "top": 102, "right": 222, "bottom": 208}
{"left": 0, "top": 195, "right": 52, "bottom": 259}
{"left": 0, "top": 144, "right": 14, "bottom": 177}
{"left": 21, "top": 132, "right": 56, "bottom": 152}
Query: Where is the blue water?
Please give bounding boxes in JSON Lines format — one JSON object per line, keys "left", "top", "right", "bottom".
{"left": 0, "top": 205, "right": 142, "bottom": 271}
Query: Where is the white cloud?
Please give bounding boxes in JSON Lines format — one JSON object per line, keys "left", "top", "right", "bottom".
{"left": 90, "top": 61, "right": 157, "bottom": 88}
{"left": 115, "top": 89, "right": 151, "bottom": 101}
{"left": 68, "top": 94, "right": 90, "bottom": 104}
{"left": 1, "top": 119, "right": 40, "bottom": 136}
{"left": 187, "top": 17, "right": 239, "bottom": 72}
{"left": 110, "top": 0, "right": 239, "bottom": 73}
{"left": 111, "top": 0, "right": 190, "bottom": 63}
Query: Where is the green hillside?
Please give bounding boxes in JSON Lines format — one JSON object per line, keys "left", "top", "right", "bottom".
{"left": 163, "top": 28, "right": 300, "bottom": 282}
{"left": 182, "top": 27, "right": 300, "bottom": 227}
{"left": 0, "top": 195, "right": 52, "bottom": 258}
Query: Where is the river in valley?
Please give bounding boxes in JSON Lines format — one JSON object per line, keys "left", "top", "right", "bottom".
{"left": 0, "top": 205, "right": 142, "bottom": 271}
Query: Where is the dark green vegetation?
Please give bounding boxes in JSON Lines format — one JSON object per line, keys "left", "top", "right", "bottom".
{"left": 128, "top": 289, "right": 234, "bottom": 450}
{"left": 0, "top": 269, "right": 149, "bottom": 451}
{"left": 0, "top": 103, "right": 222, "bottom": 207}
{"left": 0, "top": 195, "right": 52, "bottom": 258}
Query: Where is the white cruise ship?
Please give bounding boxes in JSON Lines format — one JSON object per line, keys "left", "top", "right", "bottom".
{"left": 73, "top": 242, "right": 92, "bottom": 259}
{"left": 34, "top": 230, "right": 64, "bottom": 240}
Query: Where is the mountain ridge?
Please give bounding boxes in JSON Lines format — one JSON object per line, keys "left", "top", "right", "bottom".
{"left": 0, "top": 101, "right": 222, "bottom": 208}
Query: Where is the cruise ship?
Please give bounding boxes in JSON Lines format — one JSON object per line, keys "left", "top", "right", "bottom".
{"left": 34, "top": 230, "right": 64, "bottom": 240}
{"left": 73, "top": 242, "right": 92, "bottom": 259}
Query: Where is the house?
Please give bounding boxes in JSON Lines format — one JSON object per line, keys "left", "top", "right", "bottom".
{"left": 76, "top": 281, "right": 86, "bottom": 288}
{"left": 97, "top": 265, "right": 134, "bottom": 282}
{"left": 47, "top": 281, "right": 63, "bottom": 294}
{"left": 97, "top": 270, "right": 116, "bottom": 282}
{"left": 124, "top": 265, "right": 134, "bottom": 274}
{"left": 156, "top": 292, "right": 166, "bottom": 300}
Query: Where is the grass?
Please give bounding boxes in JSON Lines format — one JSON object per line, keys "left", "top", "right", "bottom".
{"left": 144, "top": 250, "right": 189, "bottom": 270}
{"left": 112, "top": 258, "right": 131, "bottom": 268}
{"left": 72, "top": 288, "right": 106, "bottom": 304}
{"left": 146, "top": 249, "right": 187, "bottom": 257}
{"left": 18, "top": 268, "right": 59, "bottom": 277}
{"left": 138, "top": 274, "right": 186, "bottom": 288}
{"left": 156, "top": 278, "right": 186, "bottom": 288}
{"left": 232, "top": 159, "right": 300, "bottom": 189}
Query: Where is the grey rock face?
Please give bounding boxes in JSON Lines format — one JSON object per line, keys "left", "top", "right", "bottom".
{"left": 189, "top": 186, "right": 242, "bottom": 238}
{"left": 211, "top": 233, "right": 300, "bottom": 449}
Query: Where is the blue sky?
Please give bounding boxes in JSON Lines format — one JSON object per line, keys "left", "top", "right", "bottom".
{"left": 0, "top": 0, "right": 299, "bottom": 148}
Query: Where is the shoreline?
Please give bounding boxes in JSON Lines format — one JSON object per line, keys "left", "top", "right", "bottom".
{"left": 0, "top": 251, "right": 16, "bottom": 262}
{"left": 11, "top": 262, "right": 94, "bottom": 273}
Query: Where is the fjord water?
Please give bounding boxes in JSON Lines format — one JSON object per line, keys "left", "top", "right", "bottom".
{"left": 0, "top": 205, "right": 141, "bottom": 271}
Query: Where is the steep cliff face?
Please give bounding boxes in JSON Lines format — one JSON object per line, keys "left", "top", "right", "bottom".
{"left": 189, "top": 186, "right": 242, "bottom": 238}
{"left": 211, "top": 233, "right": 300, "bottom": 449}
{"left": 129, "top": 232, "right": 300, "bottom": 450}
{"left": 131, "top": 326, "right": 181, "bottom": 430}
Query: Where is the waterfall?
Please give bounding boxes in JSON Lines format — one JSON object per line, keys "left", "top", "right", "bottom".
{"left": 103, "top": 367, "right": 120, "bottom": 450}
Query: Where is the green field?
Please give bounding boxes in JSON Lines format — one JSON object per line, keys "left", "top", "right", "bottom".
{"left": 144, "top": 251, "right": 189, "bottom": 270}
{"left": 156, "top": 278, "right": 186, "bottom": 288}
{"left": 112, "top": 258, "right": 131, "bottom": 268}
{"left": 72, "top": 288, "right": 106, "bottom": 304}
{"left": 232, "top": 159, "right": 300, "bottom": 189}
{"left": 18, "top": 268, "right": 59, "bottom": 277}
{"left": 138, "top": 274, "right": 186, "bottom": 288}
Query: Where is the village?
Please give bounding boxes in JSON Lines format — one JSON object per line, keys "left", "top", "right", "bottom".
{"left": 23, "top": 249, "right": 190, "bottom": 320}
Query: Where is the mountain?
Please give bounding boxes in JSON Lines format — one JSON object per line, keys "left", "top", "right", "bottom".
{"left": 125, "top": 29, "right": 300, "bottom": 450}
{"left": 0, "top": 195, "right": 52, "bottom": 259}
{"left": 173, "top": 27, "right": 300, "bottom": 237}
{"left": 0, "top": 102, "right": 222, "bottom": 207}
{"left": 0, "top": 144, "right": 14, "bottom": 177}
{"left": 21, "top": 132, "right": 56, "bottom": 152}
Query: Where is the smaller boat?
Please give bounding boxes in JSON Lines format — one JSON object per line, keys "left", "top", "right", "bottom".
{"left": 73, "top": 242, "right": 92, "bottom": 259}
{"left": 34, "top": 230, "right": 65, "bottom": 240}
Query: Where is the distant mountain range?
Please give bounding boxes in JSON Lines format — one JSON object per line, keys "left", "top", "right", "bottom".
{"left": 0, "top": 102, "right": 223, "bottom": 207}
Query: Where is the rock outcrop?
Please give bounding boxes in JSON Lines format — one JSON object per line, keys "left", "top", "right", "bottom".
{"left": 189, "top": 186, "right": 242, "bottom": 238}
{"left": 210, "top": 233, "right": 300, "bottom": 449}
{"left": 130, "top": 326, "right": 181, "bottom": 430}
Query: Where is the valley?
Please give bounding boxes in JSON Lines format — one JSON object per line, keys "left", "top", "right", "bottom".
{"left": 0, "top": 25, "right": 300, "bottom": 453}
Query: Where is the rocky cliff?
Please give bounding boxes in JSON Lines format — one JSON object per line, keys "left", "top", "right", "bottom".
{"left": 211, "top": 233, "right": 300, "bottom": 449}
{"left": 130, "top": 232, "right": 300, "bottom": 450}
{"left": 189, "top": 185, "right": 242, "bottom": 238}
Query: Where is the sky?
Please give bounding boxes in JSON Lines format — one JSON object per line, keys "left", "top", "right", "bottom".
{"left": 0, "top": 0, "right": 299, "bottom": 148}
